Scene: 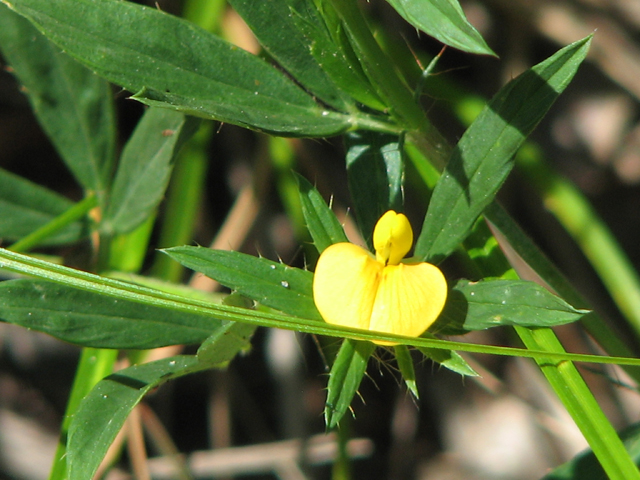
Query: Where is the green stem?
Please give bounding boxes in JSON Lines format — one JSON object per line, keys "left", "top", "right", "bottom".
{"left": 9, "top": 194, "right": 97, "bottom": 253}
{"left": 332, "top": 416, "right": 352, "bottom": 480}
{"left": 150, "top": 122, "right": 211, "bottom": 282}
{"left": 48, "top": 348, "right": 118, "bottom": 480}
{"left": 517, "top": 326, "right": 640, "bottom": 480}
{"left": 149, "top": 0, "right": 224, "bottom": 281}
{"left": 517, "top": 146, "right": 640, "bottom": 341}
{"left": 327, "top": 0, "right": 450, "bottom": 165}
{"left": 3, "top": 247, "right": 640, "bottom": 367}
{"left": 181, "top": 0, "right": 226, "bottom": 33}
{"left": 465, "top": 218, "right": 640, "bottom": 480}
{"left": 485, "top": 201, "right": 640, "bottom": 381}
{"left": 109, "top": 215, "right": 156, "bottom": 273}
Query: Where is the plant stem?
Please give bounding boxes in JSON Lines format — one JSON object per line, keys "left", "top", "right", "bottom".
{"left": 2, "top": 247, "right": 640, "bottom": 367}
{"left": 327, "top": 0, "right": 450, "bottom": 165}
{"left": 517, "top": 326, "right": 640, "bottom": 480}
{"left": 517, "top": 146, "right": 640, "bottom": 341}
{"left": 9, "top": 194, "right": 97, "bottom": 253}
{"left": 48, "top": 348, "right": 118, "bottom": 480}
{"left": 150, "top": 122, "right": 211, "bottom": 282}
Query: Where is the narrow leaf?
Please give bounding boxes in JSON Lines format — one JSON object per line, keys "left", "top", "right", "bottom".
{"left": 0, "top": 247, "right": 630, "bottom": 364}
{"left": 291, "top": 4, "right": 385, "bottom": 110}
{"left": 417, "top": 345, "right": 479, "bottom": 377}
{"left": 0, "top": 2, "right": 115, "bottom": 194}
{"left": 67, "top": 356, "right": 209, "bottom": 480}
{"left": 517, "top": 326, "right": 640, "bottom": 480}
{"left": 484, "top": 201, "right": 640, "bottom": 382}
{"left": 228, "top": 0, "right": 353, "bottom": 110}
{"left": 434, "top": 279, "right": 589, "bottom": 335}
{"left": 3, "top": 0, "right": 353, "bottom": 136}
{"left": 197, "top": 321, "right": 256, "bottom": 365}
{"left": 0, "top": 279, "right": 223, "bottom": 348}
{"left": 0, "top": 168, "right": 85, "bottom": 246}
{"left": 325, "top": 339, "right": 375, "bottom": 429}
{"left": 346, "top": 131, "right": 404, "bottom": 247}
{"left": 541, "top": 422, "right": 640, "bottom": 480}
{"left": 385, "top": 0, "right": 495, "bottom": 56}
{"left": 415, "top": 35, "right": 592, "bottom": 264}
{"left": 197, "top": 292, "right": 256, "bottom": 364}
{"left": 296, "top": 174, "right": 348, "bottom": 253}
{"left": 102, "top": 108, "right": 200, "bottom": 235}
{"left": 394, "top": 345, "right": 419, "bottom": 398}
{"left": 163, "top": 246, "right": 321, "bottom": 320}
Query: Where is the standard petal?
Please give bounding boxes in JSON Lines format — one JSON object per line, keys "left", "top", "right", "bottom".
{"left": 369, "top": 262, "right": 448, "bottom": 339}
{"left": 313, "top": 243, "right": 382, "bottom": 331}
{"left": 373, "top": 210, "right": 413, "bottom": 265}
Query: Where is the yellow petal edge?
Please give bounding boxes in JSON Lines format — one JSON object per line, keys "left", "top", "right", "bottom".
{"left": 313, "top": 211, "right": 448, "bottom": 343}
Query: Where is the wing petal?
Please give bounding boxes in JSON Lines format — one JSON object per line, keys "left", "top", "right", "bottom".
{"left": 313, "top": 243, "right": 381, "bottom": 330}
{"left": 370, "top": 262, "right": 447, "bottom": 339}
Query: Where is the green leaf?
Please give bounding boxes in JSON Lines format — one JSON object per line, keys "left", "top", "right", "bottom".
{"left": 296, "top": 174, "right": 348, "bottom": 253}
{"left": 67, "top": 356, "right": 210, "bottom": 480}
{"left": 228, "top": 0, "right": 353, "bottom": 111}
{"left": 1, "top": 248, "right": 634, "bottom": 366}
{"left": 290, "top": 3, "right": 386, "bottom": 110}
{"left": 541, "top": 422, "right": 640, "bottom": 480}
{"left": 197, "top": 292, "right": 256, "bottom": 364}
{"left": 197, "top": 320, "right": 256, "bottom": 365}
{"left": 325, "top": 339, "right": 375, "bottom": 429}
{"left": 0, "top": 2, "right": 115, "bottom": 195}
{"left": 0, "top": 168, "right": 85, "bottom": 246}
{"left": 434, "top": 279, "right": 589, "bottom": 335}
{"left": 415, "top": 35, "right": 592, "bottom": 264}
{"left": 517, "top": 326, "right": 640, "bottom": 480}
{"left": 346, "top": 131, "right": 404, "bottom": 247}
{"left": 417, "top": 345, "right": 479, "bottom": 377}
{"left": 49, "top": 347, "right": 118, "bottom": 480}
{"left": 385, "top": 0, "right": 495, "bottom": 56}
{"left": 162, "top": 246, "right": 321, "bottom": 320}
{"left": 0, "top": 279, "right": 223, "bottom": 348}
{"left": 484, "top": 202, "right": 640, "bottom": 382}
{"left": 394, "top": 345, "right": 419, "bottom": 398}
{"left": 3, "top": 0, "right": 354, "bottom": 136}
{"left": 102, "top": 108, "right": 200, "bottom": 235}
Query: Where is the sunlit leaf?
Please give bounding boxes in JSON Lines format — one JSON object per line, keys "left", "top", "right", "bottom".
{"left": 163, "top": 246, "right": 321, "bottom": 320}
{"left": 385, "top": 0, "right": 494, "bottom": 55}
{"left": 3, "top": 0, "right": 355, "bottom": 136}
{"left": 228, "top": 0, "right": 353, "bottom": 110}
{"left": 417, "top": 345, "right": 479, "bottom": 377}
{"left": 296, "top": 174, "right": 348, "bottom": 253}
{"left": 415, "top": 36, "right": 592, "bottom": 264}
{"left": 395, "top": 345, "right": 419, "bottom": 397}
{"left": 325, "top": 339, "right": 375, "bottom": 429}
{"left": 0, "top": 279, "right": 222, "bottom": 348}
{"left": 434, "top": 279, "right": 589, "bottom": 335}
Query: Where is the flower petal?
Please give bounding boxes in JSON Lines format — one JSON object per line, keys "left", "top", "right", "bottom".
{"left": 373, "top": 210, "right": 413, "bottom": 265}
{"left": 313, "top": 243, "right": 382, "bottom": 330}
{"left": 369, "top": 262, "right": 448, "bottom": 339}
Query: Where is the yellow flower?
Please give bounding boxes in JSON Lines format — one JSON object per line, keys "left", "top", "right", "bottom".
{"left": 313, "top": 210, "right": 447, "bottom": 343}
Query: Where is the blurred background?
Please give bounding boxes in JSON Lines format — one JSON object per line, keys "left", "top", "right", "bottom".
{"left": 1, "top": 0, "right": 640, "bottom": 478}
